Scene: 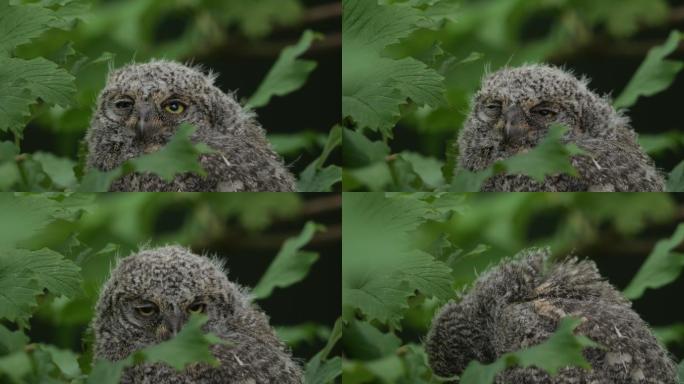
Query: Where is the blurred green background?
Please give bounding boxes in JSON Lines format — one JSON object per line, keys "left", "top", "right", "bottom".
{"left": 342, "top": 0, "right": 684, "bottom": 191}
{"left": 2, "top": 0, "right": 341, "bottom": 184}
{"left": 0, "top": 192, "right": 341, "bottom": 382}
{"left": 342, "top": 192, "right": 684, "bottom": 383}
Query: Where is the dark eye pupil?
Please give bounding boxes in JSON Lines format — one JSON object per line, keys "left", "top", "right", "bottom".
{"left": 169, "top": 103, "right": 178, "bottom": 111}
{"left": 115, "top": 101, "right": 131, "bottom": 109}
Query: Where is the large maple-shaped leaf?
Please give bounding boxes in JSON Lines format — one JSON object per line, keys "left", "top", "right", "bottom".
{"left": 0, "top": 0, "right": 55, "bottom": 55}
{"left": 342, "top": 193, "right": 452, "bottom": 327}
{"left": 342, "top": 0, "right": 446, "bottom": 138}
{"left": 0, "top": 248, "right": 81, "bottom": 326}
{"left": 0, "top": 56, "right": 76, "bottom": 133}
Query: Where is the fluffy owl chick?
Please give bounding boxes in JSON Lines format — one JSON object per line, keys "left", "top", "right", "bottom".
{"left": 92, "top": 245, "right": 302, "bottom": 384}
{"left": 426, "top": 248, "right": 678, "bottom": 383}
{"left": 458, "top": 64, "right": 664, "bottom": 191}
{"left": 86, "top": 60, "right": 296, "bottom": 192}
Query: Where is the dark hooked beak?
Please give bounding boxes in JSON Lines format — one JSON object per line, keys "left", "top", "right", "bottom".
{"left": 161, "top": 310, "right": 185, "bottom": 340}
{"left": 502, "top": 104, "right": 529, "bottom": 143}
{"left": 135, "top": 105, "right": 156, "bottom": 140}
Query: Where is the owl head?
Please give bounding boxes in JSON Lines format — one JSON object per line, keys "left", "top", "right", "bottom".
{"left": 87, "top": 60, "right": 248, "bottom": 170}
{"left": 92, "top": 246, "right": 266, "bottom": 361}
{"left": 459, "top": 64, "right": 626, "bottom": 169}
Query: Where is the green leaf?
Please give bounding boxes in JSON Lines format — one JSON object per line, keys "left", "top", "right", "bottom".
{"left": 0, "top": 194, "right": 61, "bottom": 248}
{"left": 269, "top": 131, "right": 326, "bottom": 157}
{"left": 342, "top": 0, "right": 446, "bottom": 137}
{"left": 0, "top": 56, "right": 76, "bottom": 133}
{"left": 298, "top": 126, "right": 342, "bottom": 192}
{"left": 0, "top": 248, "right": 81, "bottom": 325}
{"left": 87, "top": 359, "right": 130, "bottom": 384}
{"left": 342, "top": 320, "right": 401, "bottom": 360}
{"left": 500, "top": 124, "right": 584, "bottom": 182}
{"left": 397, "top": 152, "right": 445, "bottom": 189}
{"left": 252, "top": 221, "right": 323, "bottom": 299}
{"left": 135, "top": 314, "right": 223, "bottom": 370}
{"left": 276, "top": 323, "right": 330, "bottom": 349}
{"left": 0, "top": 324, "right": 28, "bottom": 354}
{"left": 614, "top": 30, "right": 684, "bottom": 109}
{"left": 461, "top": 317, "right": 599, "bottom": 384}
{"left": 0, "top": 351, "right": 32, "bottom": 383}
{"left": 305, "top": 318, "right": 342, "bottom": 384}
{"left": 449, "top": 125, "right": 583, "bottom": 191}
{"left": 343, "top": 193, "right": 452, "bottom": 327}
{"left": 342, "top": 128, "right": 390, "bottom": 168}
{"left": 247, "top": 30, "right": 322, "bottom": 108}
{"left": 299, "top": 164, "right": 341, "bottom": 192}
{"left": 0, "top": 142, "right": 20, "bottom": 191}
{"left": 0, "top": 1, "right": 55, "bottom": 55}
{"left": 88, "top": 314, "right": 224, "bottom": 384}
{"left": 41, "top": 344, "right": 82, "bottom": 379}
{"left": 305, "top": 356, "right": 342, "bottom": 384}
{"left": 623, "top": 223, "right": 684, "bottom": 299}
{"left": 667, "top": 160, "right": 684, "bottom": 192}
{"left": 79, "top": 124, "right": 212, "bottom": 191}
{"left": 129, "top": 123, "right": 213, "bottom": 181}
{"left": 652, "top": 323, "right": 684, "bottom": 348}
{"left": 77, "top": 167, "right": 127, "bottom": 192}
{"left": 32, "top": 152, "right": 77, "bottom": 189}
{"left": 449, "top": 168, "right": 494, "bottom": 192}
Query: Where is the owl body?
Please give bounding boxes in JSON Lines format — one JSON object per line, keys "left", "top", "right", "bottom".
{"left": 426, "top": 249, "right": 678, "bottom": 383}
{"left": 92, "top": 246, "right": 302, "bottom": 384}
{"left": 86, "top": 60, "right": 296, "bottom": 192}
{"left": 458, "top": 64, "right": 664, "bottom": 192}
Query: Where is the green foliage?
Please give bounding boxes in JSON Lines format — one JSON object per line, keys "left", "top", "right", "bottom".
{"left": 298, "top": 126, "right": 342, "bottom": 192}
{"left": 304, "top": 319, "right": 343, "bottom": 384}
{"left": 0, "top": 193, "right": 337, "bottom": 383}
{"left": 341, "top": 0, "right": 684, "bottom": 192}
{"left": 248, "top": 30, "right": 323, "bottom": 109}
{"left": 450, "top": 124, "right": 583, "bottom": 191}
{"left": 342, "top": 193, "right": 453, "bottom": 328}
{"left": 667, "top": 160, "right": 684, "bottom": 192}
{"left": 136, "top": 314, "right": 223, "bottom": 369}
{"left": 342, "top": 0, "right": 449, "bottom": 137}
{"left": 86, "top": 315, "right": 223, "bottom": 384}
{"left": 77, "top": 124, "right": 212, "bottom": 191}
{"left": 460, "top": 318, "right": 599, "bottom": 384}
{"left": 0, "top": 0, "right": 337, "bottom": 192}
{"left": 614, "top": 31, "right": 684, "bottom": 109}
{"left": 252, "top": 221, "right": 324, "bottom": 299}
{"left": 623, "top": 223, "right": 684, "bottom": 300}
{"left": 342, "top": 192, "right": 683, "bottom": 382}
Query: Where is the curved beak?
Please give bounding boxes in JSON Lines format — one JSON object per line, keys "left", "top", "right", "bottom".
{"left": 158, "top": 308, "right": 185, "bottom": 341}
{"left": 502, "top": 104, "right": 529, "bottom": 143}
{"left": 135, "top": 104, "right": 158, "bottom": 140}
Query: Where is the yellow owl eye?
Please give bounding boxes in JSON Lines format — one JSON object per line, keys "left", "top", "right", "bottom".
{"left": 135, "top": 303, "right": 159, "bottom": 317}
{"left": 187, "top": 302, "right": 206, "bottom": 314}
{"left": 164, "top": 101, "right": 186, "bottom": 114}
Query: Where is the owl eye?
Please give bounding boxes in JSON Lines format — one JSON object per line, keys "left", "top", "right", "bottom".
{"left": 114, "top": 99, "right": 134, "bottom": 109}
{"left": 483, "top": 102, "right": 502, "bottom": 117}
{"left": 163, "top": 100, "right": 186, "bottom": 114}
{"left": 533, "top": 108, "right": 557, "bottom": 118}
{"left": 187, "top": 302, "right": 206, "bottom": 314}
{"left": 135, "top": 302, "right": 159, "bottom": 317}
